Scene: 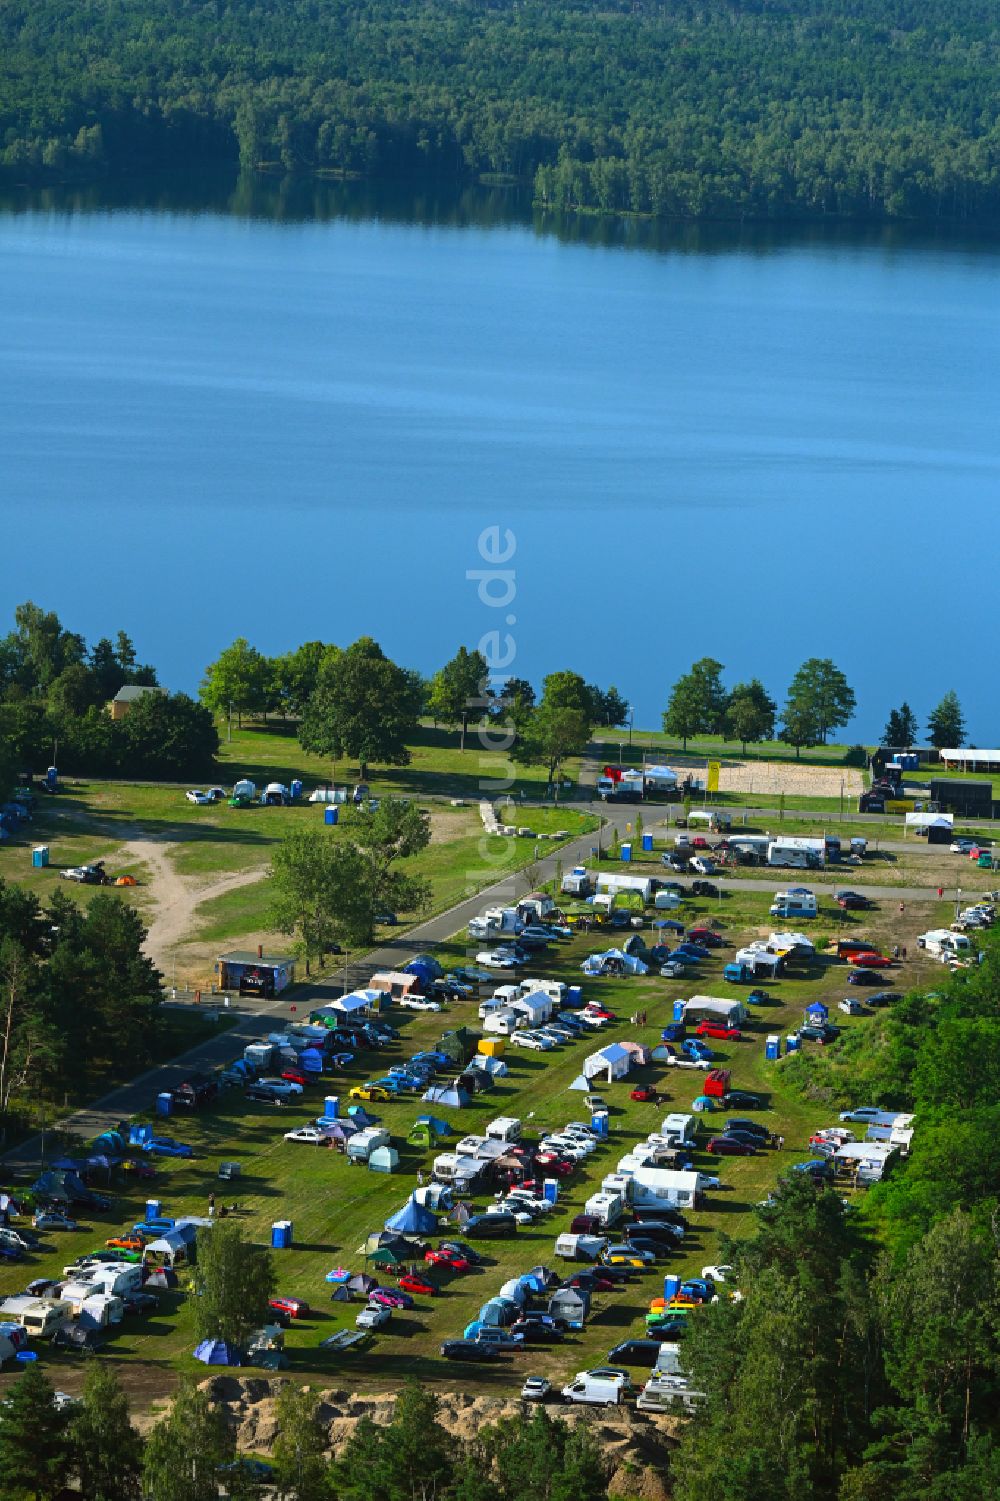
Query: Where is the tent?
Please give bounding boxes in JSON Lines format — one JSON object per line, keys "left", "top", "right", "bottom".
{"left": 498, "top": 1278, "right": 529, "bottom": 1305}
{"left": 334, "top": 990, "right": 379, "bottom": 1016}
{"left": 583, "top": 1043, "right": 632, "bottom": 1083}
{"left": 408, "top": 1123, "right": 437, "bottom": 1150}
{"left": 469, "top": 1056, "right": 508, "bottom": 1078}
{"left": 568, "top": 1074, "right": 590, "bottom": 1091}
{"left": 414, "top": 1183, "right": 453, "bottom": 1212}
{"left": 478, "top": 1296, "right": 520, "bottom": 1327}
{"left": 385, "top": 1196, "right": 438, "bottom": 1235}
{"left": 144, "top": 1231, "right": 191, "bottom": 1266}
{"left": 682, "top": 996, "right": 747, "bottom": 1025}
{"left": 805, "top": 1001, "right": 829, "bottom": 1022}
{"left": 547, "top": 1287, "right": 589, "bottom": 1329}
{"left": 368, "top": 1145, "right": 399, "bottom": 1174}
{"left": 620, "top": 1041, "right": 652, "bottom": 1065}
{"left": 581, "top": 949, "right": 648, "bottom": 977}
{"left": 405, "top": 954, "right": 443, "bottom": 982}
{"left": 144, "top": 1266, "right": 179, "bottom": 1290}
{"left": 438, "top": 1028, "right": 475, "bottom": 1065}
{"left": 330, "top": 1284, "right": 351, "bottom": 1303}
{"left": 370, "top": 1245, "right": 407, "bottom": 1268}
{"left": 194, "top": 1339, "right": 240, "bottom": 1365}
{"left": 422, "top": 1083, "right": 471, "bottom": 1109}
{"left": 458, "top": 1069, "right": 493, "bottom": 1095}
{"left": 650, "top": 1046, "right": 675, "bottom": 1063}
{"left": 414, "top": 1115, "right": 452, "bottom": 1136}
{"left": 691, "top": 1095, "right": 717, "bottom": 1112}
{"left": 526, "top": 1265, "right": 560, "bottom": 1290}
{"left": 347, "top": 1272, "right": 378, "bottom": 1296}
{"left": 347, "top": 1105, "right": 380, "bottom": 1127}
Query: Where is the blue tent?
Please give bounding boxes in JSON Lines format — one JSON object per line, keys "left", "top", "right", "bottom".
{"left": 194, "top": 1339, "right": 240, "bottom": 1365}
{"left": 805, "top": 1001, "right": 829, "bottom": 1021}
{"left": 384, "top": 1196, "right": 438, "bottom": 1235}
{"left": 414, "top": 1115, "right": 452, "bottom": 1137}
{"left": 405, "top": 954, "right": 443, "bottom": 981}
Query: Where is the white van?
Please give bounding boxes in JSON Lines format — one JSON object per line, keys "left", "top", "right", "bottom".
{"left": 562, "top": 1374, "right": 629, "bottom": 1407}
{"left": 483, "top": 1009, "right": 523, "bottom": 1036}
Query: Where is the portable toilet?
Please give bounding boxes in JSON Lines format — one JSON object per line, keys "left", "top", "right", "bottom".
{"left": 290, "top": 779, "right": 303, "bottom": 800}
{"left": 31, "top": 846, "right": 49, "bottom": 869}
{"left": 591, "top": 1111, "right": 610, "bottom": 1139}
{"left": 155, "top": 1092, "right": 172, "bottom": 1117}
{"left": 324, "top": 806, "right": 339, "bottom": 826}
{"left": 543, "top": 1178, "right": 559, "bottom": 1205}
{"left": 45, "top": 766, "right": 58, "bottom": 791}
{"left": 672, "top": 999, "right": 686, "bottom": 1022}
{"left": 642, "top": 833, "right": 653, "bottom": 853}
{"left": 145, "top": 1199, "right": 162, "bottom": 1221}
{"left": 765, "top": 1035, "right": 781, "bottom": 1062}
{"left": 786, "top": 1034, "right": 800, "bottom": 1053}
{"left": 567, "top": 986, "right": 583, "bottom": 1008}
{"left": 323, "top": 1096, "right": 340, "bottom": 1120}
{"left": 621, "top": 843, "right": 632, "bottom": 863}
{"left": 663, "top": 1273, "right": 681, "bottom": 1301}
{"left": 271, "top": 1220, "right": 293, "bottom": 1249}
{"left": 218, "top": 1162, "right": 241, "bottom": 1181}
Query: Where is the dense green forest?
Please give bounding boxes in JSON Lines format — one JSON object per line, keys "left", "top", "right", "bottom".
{"left": 1, "top": 0, "right": 999, "bottom": 222}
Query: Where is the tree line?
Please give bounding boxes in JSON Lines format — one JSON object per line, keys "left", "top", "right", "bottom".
{"left": 0, "top": 603, "right": 218, "bottom": 792}
{"left": 1, "top": 0, "right": 999, "bottom": 225}
{"left": 673, "top": 932, "right": 1000, "bottom": 1499}
{"left": 0, "top": 1361, "right": 612, "bottom": 1501}
{"left": 0, "top": 878, "right": 162, "bottom": 1128}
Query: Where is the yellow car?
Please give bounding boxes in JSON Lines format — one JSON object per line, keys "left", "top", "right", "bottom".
{"left": 649, "top": 1294, "right": 701, "bottom": 1313}
{"left": 350, "top": 1085, "right": 391, "bottom": 1103}
{"left": 603, "top": 1250, "right": 646, "bottom": 1269}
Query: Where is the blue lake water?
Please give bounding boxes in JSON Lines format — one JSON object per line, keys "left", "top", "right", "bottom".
{"left": 2, "top": 176, "right": 998, "bottom": 739}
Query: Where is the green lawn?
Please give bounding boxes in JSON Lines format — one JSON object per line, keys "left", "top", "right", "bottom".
{"left": 591, "top": 730, "right": 865, "bottom": 768}
{"left": 0, "top": 886, "right": 942, "bottom": 1400}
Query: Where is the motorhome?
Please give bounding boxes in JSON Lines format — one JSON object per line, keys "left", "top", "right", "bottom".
{"left": 485, "top": 1116, "right": 522, "bottom": 1144}
{"left": 766, "top": 837, "right": 825, "bottom": 869}
{"left": 770, "top": 890, "right": 818, "bottom": 919}
{"left": 561, "top": 868, "right": 594, "bottom": 898}
{"left": 583, "top": 1190, "right": 624, "bottom": 1227}
{"left": 917, "top": 929, "right": 972, "bottom": 961}
{"left": 728, "top": 835, "right": 770, "bottom": 863}
{"left": 518, "top": 978, "right": 567, "bottom": 1006}
{"left": 554, "top": 1233, "right": 608, "bottom": 1261}
{"left": 0, "top": 1297, "right": 70, "bottom": 1338}
{"left": 432, "top": 1154, "right": 484, "bottom": 1192}
{"left": 483, "top": 1009, "right": 524, "bottom": 1036}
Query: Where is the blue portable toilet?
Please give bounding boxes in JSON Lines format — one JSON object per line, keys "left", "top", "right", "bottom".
{"left": 621, "top": 843, "right": 632, "bottom": 863}
{"left": 591, "top": 1111, "right": 610, "bottom": 1139}
{"left": 31, "top": 846, "right": 49, "bottom": 868}
{"left": 672, "top": 999, "right": 686, "bottom": 1022}
{"left": 765, "top": 1035, "right": 781, "bottom": 1062}
{"left": 324, "top": 806, "right": 338, "bottom": 826}
{"left": 786, "top": 1033, "right": 800, "bottom": 1053}
{"left": 271, "top": 1220, "right": 292, "bottom": 1250}
{"left": 642, "top": 833, "right": 653, "bottom": 853}
{"left": 45, "top": 766, "right": 58, "bottom": 791}
{"left": 543, "top": 1178, "right": 559, "bottom": 1205}
{"left": 663, "top": 1273, "right": 681, "bottom": 1301}
{"left": 323, "top": 1095, "right": 339, "bottom": 1120}
{"left": 290, "top": 779, "right": 303, "bottom": 800}
{"left": 155, "top": 1091, "right": 173, "bottom": 1117}
{"left": 567, "top": 985, "right": 583, "bottom": 1009}
{"left": 146, "top": 1199, "right": 161, "bottom": 1221}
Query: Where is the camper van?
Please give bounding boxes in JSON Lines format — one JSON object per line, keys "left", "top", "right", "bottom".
{"left": 917, "top": 929, "right": 972, "bottom": 961}
{"left": 431, "top": 1153, "right": 483, "bottom": 1192}
{"left": 5, "top": 1297, "right": 73, "bottom": 1338}
{"left": 483, "top": 1009, "right": 524, "bottom": 1036}
{"left": 770, "top": 890, "right": 817, "bottom": 920}
{"left": 654, "top": 889, "right": 682, "bottom": 910}
{"left": 766, "top": 838, "right": 824, "bottom": 869}
{"left": 518, "top": 978, "right": 567, "bottom": 1006}
{"left": 554, "top": 1232, "right": 608, "bottom": 1261}
{"left": 485, "top": 1116, "right": 522, "bottom": 1144}
{"left": 561, "top": 868, "right": 594, "bottom": 898}
{"left": 584, "top": 1190, "right": 624, "bottom": 1227}
{"left": 659, "top": 1113, "right": 698, "bottom": 1146}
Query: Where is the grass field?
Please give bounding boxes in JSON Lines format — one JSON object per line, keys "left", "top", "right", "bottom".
{"left": 0, "top": 885, "right": 946, "bottom": 1404}
{"left": 591, "top": 730, "right": 863, "bottom": 768}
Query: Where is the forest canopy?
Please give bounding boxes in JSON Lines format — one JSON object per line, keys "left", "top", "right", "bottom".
{"left": 1, "top": 0, "right": 998, "bottom": 222}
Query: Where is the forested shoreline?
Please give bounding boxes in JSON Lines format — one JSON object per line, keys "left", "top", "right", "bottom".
{"left": 1, "top": 0, "right": 999, "bottom": 224}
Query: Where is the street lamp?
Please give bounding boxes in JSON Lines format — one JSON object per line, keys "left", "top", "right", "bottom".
{"left": 627, "top": 704, "right": 634, "bottom": 748}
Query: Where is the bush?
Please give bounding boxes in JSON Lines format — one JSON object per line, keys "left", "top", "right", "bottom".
{"left": 844, "top": 744, "right": 868, "bottom": 767}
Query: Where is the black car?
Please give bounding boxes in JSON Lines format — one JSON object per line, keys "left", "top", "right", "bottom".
{"left": 607, "top": 1339, "right": 668, "bottom": 1368}
{"left": 623, "top": 1221, "right": 683, "bottom": 1246}
{"left": 626, "top": 1237, "right": 672, "bottom": 1262}
{"left": 123, "top": 1291, "right": 159, "bottom": 1316}
{"left": 725, "top": 1090, "right": 763, "bottom": 1108}
{"left": 692, "top": 880, "right": 720, "bottom": 898}
{"left": 437, "top": 1240, "right": 484, "bottom": 1265}
{"left": 866, "top": 991, "right": 899, "bottom": 1008}
{"left": 725, "top": 1118, "right": 770, "bottom": 1140}
{"left": 722, "top": 1128, "right": 769, "bottom": 1149}
{"left": 510, "top": 1318, "right": 564, "bottom": 1343}
{"left": 631, "top": 1207, "right": 688, "bottom": 1229}
{"left": 847, "top": 970, "right": 883, "bottom": 988}
{"left": 245, "top": 1084, "right": 287, "bottom": 1105}
{"left": 646, "top": 1316, "right": 688, "bottom": 1339}
{"left": 440, "top": 1339, "right": 501, "bottom": 1362}
{"left": 464, "top": 1212, "right": 518, "bottom": 1239}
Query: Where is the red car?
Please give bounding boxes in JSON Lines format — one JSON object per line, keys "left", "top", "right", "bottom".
{"left": 630, "top": 1086, "right": 659, "bottom": 1102}
{"left": 585, "top": 1005, "right": 617, "bottom": 1021}
{"left": 280, "top": 1069, "right": 309, "bottom": 1087}
{"left": 851, "top": 953, "right": 893, "bottom": 969}
{"left": 688, "top": 929, "right": 725, "bottom": 948}
{"left": 565, "top": 1271, "right": 615, "bottom": 1292}
{"left": 691, "top": 836, "right": 709, "bottom": 849}
{"left": 706, "top": 1137, "right": 756, "bottom": 1156}
{"left": 534, "top": 1154, "right": 575, "bottom": 1176}
{"left": 269, "top": 1296, "right": 311, "bottom": 1319}
{"left": 398, "top": 1272, "right": 437, "bottom": 1296}
{"left": 424, "top": 1248, "right": 471, "bottom": 1272}
{"left": 695, "top": 1021, "right": 742, "bottom": 1040}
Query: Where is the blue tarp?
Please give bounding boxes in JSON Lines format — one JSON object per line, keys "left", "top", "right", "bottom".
{"left": 194, "top": 1339, "right": 240, "bottom": 1366}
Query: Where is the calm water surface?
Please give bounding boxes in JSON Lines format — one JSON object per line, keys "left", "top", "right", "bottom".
{"left": 2, "top": 175, "right": 998, "bottom": 736}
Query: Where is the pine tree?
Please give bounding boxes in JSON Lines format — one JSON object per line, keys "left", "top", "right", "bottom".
{"left": 69, "top": 1362, "right": 144, "bottom": 1501}
{"left": 926, "top": 691, "right": 966, "bottom": 749}
{"left": 142, "top": 1379, "right": 233, "bottom": 1501}
{"left": 0, "top": 1363, "right": 70, "bottom": 1499}
{"left": 270, "top": 1384, "right": 330, "bottom": 1501}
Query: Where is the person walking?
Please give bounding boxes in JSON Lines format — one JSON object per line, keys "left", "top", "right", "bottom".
{"left": 208, "top": 1192, "right": 216, "bottom": 1218}
{"left": 417, "top": 1169, "right": 425, "bottom": 1187}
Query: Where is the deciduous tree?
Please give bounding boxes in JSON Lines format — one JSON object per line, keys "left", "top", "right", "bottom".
{"left": 192, "top": 1219, "right": 277, "bottom": 1350}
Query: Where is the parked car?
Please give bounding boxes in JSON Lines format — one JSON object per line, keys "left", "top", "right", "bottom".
{"left": 511, "top": 1318, "right": 564, "bottom": 1344}
{"left": 792, "top": 1159, "right": 836, "bottom": 1182}
{"left": 724, "top": 1118, "right": 769, "bottom": 1140}
{"left": 185, "top": 790, "right": 214, "bottom": 804}
{"left": 798, "top": 1024, "right": 842, "bottom": 1044}
{"left": 425, "top": 1247, "right": 471, "bottom": 1272}
{"left": 838, "top": 998, "right": 865, "bottom": 1015}
{"left": 721, "top": 1128, "right": 766, "bottom": 1149}
{"left": 706, "top": 1136, "right": 756, "bottom": 1156}
{"left": 692, "top": 881, "right": 720, "bottom": 897}
{"left": 349, "top": 1085, "right": 392, "bottom": 1103}
{"left": 607, "top": 1339, "right": 668, "bottom": 1367}
{"left": 695, "top": 1021, "right": 742, "bottom": 1040}
{"left": 33, "top": 1211, "right": 78, "bottom": 1232}
{"left": 836, "top": 891, "right": 870, "bottom": 910}
{"left": 268, "top": 1296, "right": 311, "bottom": 1320}
{"left": 398, "top": 996, "right": 442, "bottom": 1012}
{"left": 521, "top": 1375, "right": 552, "bottom": 1400}
{"left": 630, "top": 1085, "right": 659, "bottom": 1102}
{"left": 464, "top": 1212, "right": 518, "bottom": 1239}
{"left": 245, "top": 1084, "right": 288, "bottom": 1105}
{"left": 848, "top": 969, "right": 884, "bottom": 987}
{"left": 284, "top": 1126, "right": 334, "bottom": 1145}
{"left": 724, "top": 1089, "right": 762, "bottom": 1108}
{"left": 356, "top": 1304, "right": 391, "bottom": 1330}
{"left": 851, "top": 953, "right": 894, "bottom": 969}
{"left": 866, "top": 991, "right": 899, "bottom": 1007}
{"left": 701, "top": 1264, "right": 733, "bottom": 1282}
{"left": 440, "top": 1340, "right": 501, "bottom": 1362}
{"left": 257, "top": 1077, "right": 303, "bottom": 1097}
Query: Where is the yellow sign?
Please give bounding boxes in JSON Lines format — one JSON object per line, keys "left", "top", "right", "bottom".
{"left": 707, "top": 761, "right": 720, "bottom": 793}
{"left": 885, "top": 799, "right": 914, "bottom": 813}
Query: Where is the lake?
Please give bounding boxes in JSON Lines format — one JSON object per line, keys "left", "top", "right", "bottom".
{"left": 2, "top": 173, "right": 998, "bottom": 739}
